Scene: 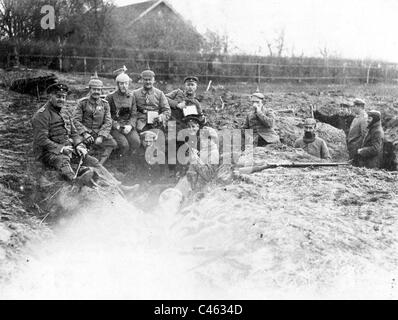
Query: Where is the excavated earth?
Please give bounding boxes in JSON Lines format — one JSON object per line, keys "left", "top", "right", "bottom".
{"left": 1, "top": 69, "right": 398, "bottom": 298}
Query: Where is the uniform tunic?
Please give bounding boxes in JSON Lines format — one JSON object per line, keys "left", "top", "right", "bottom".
{"left": 73, "top": 96, "right": 116, "bottom": 159}
{"left": 106, "top": 90, "right": 140, "bottom": 154}
{"left": 294, "top": 136, "right": 331, "bottom": 160}
{"left": 244, "top": 109, "right": 280, "bottom": 145}
{"left": 31, "top": 102, "right": 98, "bottom": 177}
{"left": 132, "top": 87, "right": 171, "bottom": 132}
{"left": 358, "top": 120, "right": 384, "bottom": 169}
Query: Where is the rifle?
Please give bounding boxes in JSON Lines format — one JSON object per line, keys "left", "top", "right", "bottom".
{"left": 238, "top": 162, "right": 350, "bottom": 175}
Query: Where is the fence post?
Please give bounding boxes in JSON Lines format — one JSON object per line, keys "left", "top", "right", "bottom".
{"left": 384, "top": 65, "right": 388, "bottom": 83}
{"left": 205, "top": 62, "right": 209, "bottom": 83}
{"left": 366, "top": 63, "right": 372, "bottom": 85}
{"left": 168, "top": 56, "right": 171, "bottom": 81}
{"left": 257, "top": 62, "right": 261, "bottom": 85}
{"left": 7, "top": 53, "right": 10, "bottom": 68}
{"left": 84, "top": 57, "right": 87, "bottom": 76}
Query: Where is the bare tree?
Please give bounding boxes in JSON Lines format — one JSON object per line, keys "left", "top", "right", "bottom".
{"left": 275, "top": 28, "right": 285, "bottom": 57}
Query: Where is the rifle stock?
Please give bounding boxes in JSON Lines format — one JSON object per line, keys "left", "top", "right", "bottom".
{"left": 238, "top": 162, "right": 350, "bottom": 175}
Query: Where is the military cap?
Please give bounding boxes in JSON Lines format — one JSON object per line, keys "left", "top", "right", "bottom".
{"left": 184, "top": 76, "right": 199, "bottom": 84}
{"left": 367, "top": 110, "right": 381, "bottom": 122}
{"left": 88, "top": 73, "right": 103, "bottom": 88}
{"left": 141, "top": 70, "right": 155, "bottom": 78}
{"left": 115, "top": 73, "right": 131, "bottom": 83}
{"left": 183, "top": 114, "right": 206, "bottom": 126}
{"left": 140, "top": 130, "right": 158, "bottom": 140}
{"left": 304, "top": 118, "right": 317, "bottom": 126}
{"left": 353, "top": 98, "right": 365, "bottom": 106}
{"left": 46, "top": 83, "right": 69, "bottom": 94}
{"left": 251, "top": 92, "right": 265, "bottom": 100}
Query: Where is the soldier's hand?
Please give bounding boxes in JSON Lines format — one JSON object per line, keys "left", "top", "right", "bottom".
{"left": 177, "top": 101, "right": 186, "bottom": 109}
{"left": 76, "top": 145, "right": 88, "bottom": 158}
{"left": 83, "top": 133, "right": 94, "bottom": 144}
{"left": 95, "top": 136, "right": 104, "bottom": 145}
{"left": 123, "top": 125, "right": 132, "bottom": 135}
{"left": 61, "top": 145, "right": 74, "bottom": 157}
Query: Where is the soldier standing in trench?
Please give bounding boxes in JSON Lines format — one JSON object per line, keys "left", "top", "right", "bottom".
{"left": 244, "top": 91, "right": 280, "bottom": 147}
{"left": 347, "top": 98, "right": 368, "bottom": 166}
{"left": 357, "top": 110, "right": 384, "bottom": 169}
{"left": 73, "top": 74, "right": 117, "bottom": 165}
{"left": 294, "top": 118, "right": 331, "bottom": 160}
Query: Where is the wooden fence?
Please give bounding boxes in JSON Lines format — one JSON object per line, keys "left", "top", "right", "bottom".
{"left": 2, "top": 50, "right": 398, "bottom": 84}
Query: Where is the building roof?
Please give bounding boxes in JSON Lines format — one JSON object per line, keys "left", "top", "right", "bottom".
{"left": 111, "top": 0, "right": 186, "bottom": 27}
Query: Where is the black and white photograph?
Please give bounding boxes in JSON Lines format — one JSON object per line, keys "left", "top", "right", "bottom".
{"left": 1, "top": 0, "right": 398, "bottom": 301}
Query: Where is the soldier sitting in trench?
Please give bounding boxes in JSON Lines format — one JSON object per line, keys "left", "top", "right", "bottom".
{"left": 132, "top": 70, "right": 171, "bottom": 137}
{"left": 294, "top": 118, "right": 331, "bottom": 160}
{"left": 32, "top": 83, "right": 139, "bottom": 194}
{"left": 181, "top": 114, "right": 220, "bottom": 190}
{"left": 243, "top": 91, "right": 280, "bottom": 147}
{"left": 31, "top": 83, "right": 98, "bottom": 185}
{"left": 73, "top": 74, "right": 117, "bottom": 166}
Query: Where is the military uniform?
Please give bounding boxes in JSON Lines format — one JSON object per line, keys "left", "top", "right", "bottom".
{"left": 132, "top": 87, "right": 171, "bottom": 132}
{"left": 31, "top": 101, "right": 99, "bottom": 180}
{"left": 347, "top": 111, "right": 368, "bottom": 165}
{"left": 73, "top": 96, "right": 117, "bottom": 161}
{"left": 294, "top": 136, "right": 331, "bottom": 160}
{"left": 166, "top": 89, "right": 203, "bottom": 128}
{"left": 358, "top": 111, "right": 384, "bottom": 169}
{"left": 244, "top": 109, "right": 280, "bottom": 146}
{"left": 106, "top": 90, "right": 140, "bottom": 155}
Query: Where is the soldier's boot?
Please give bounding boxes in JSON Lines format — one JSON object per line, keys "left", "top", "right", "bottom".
{"left": 99, "top": 153, "right": 111, "bottom": 166}
{"left": 60, "top": 164, "right": 75, "bottom": 182}
{"left": 75, "top": 167, "right": 95, "bottom": 186}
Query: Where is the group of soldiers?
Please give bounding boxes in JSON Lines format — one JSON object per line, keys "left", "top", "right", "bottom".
{"left": 31, "top": 68, "right": 385, "bottom": 189}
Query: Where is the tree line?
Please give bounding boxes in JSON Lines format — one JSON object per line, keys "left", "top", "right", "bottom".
{"left": 0, "top": 0, "right": 227, "bottom": 57}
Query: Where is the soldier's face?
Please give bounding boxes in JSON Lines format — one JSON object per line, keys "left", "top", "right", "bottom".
{"left": 90, "top": 87, "right": 102, "bottom": 99}
{"left": 367, "top": 115, "right": 373, "bottom": 126}
{"left": 185, "top": 82, "right": 197, "bottom": 94}
{"left": 118, "top": 81, "right": 129, "bottom": 93}
{"left": 304, "top": 124, "right": 316, "bottom": 134}
{"left": 51, "top": 92, "right": 67, "bottom": 108}
{"left": 251, "top": 97, "right": 263, "bottom": 110}
{"left": 352, "top": 105, "right": 364, "bottom": 115}
{"left": 187, "top": 120, "right": 200, "bottom": 135}
{"left": 143, "top": 76, "right": 155, "bottom": 89}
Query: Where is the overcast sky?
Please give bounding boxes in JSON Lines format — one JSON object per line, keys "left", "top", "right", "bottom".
{"left": 114, "top": 0, "right": 398, "bottom": 63}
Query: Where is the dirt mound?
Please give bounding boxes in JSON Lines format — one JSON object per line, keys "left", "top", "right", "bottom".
{"left": 173, "top": 147, "right": 398, "bottom": 296}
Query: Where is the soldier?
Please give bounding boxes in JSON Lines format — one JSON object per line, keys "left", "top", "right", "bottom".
{"left": 166, "top": 76, "right": 203, "bottom": 174}
{"left": 182, "top": 114, "right": 219, "bottom": 189}
{"left": 294, "top": 118, "right": 331, "bottom": 160}
{"left": 31, "top": 83, "right": 97, "bottom": 184}
{"left": 166, "top": 76, "right": 203, "bottom": 129}
{"left": 106, "top": 72, "right": 140, "bottom": 158}
{"left": 244, "top": 91, "right": 280, "bottom": 146}
{"left": 73, "top": 74, "right": 117, "bottom": 165}
{"left": 357, "top": 110, "right": 384, "bottom": 169}
{"left": 132, "top": 70, "right": 171, "bottom": 134}
{"left": 347, "top": 98, "right": 368, "bottom": 165}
